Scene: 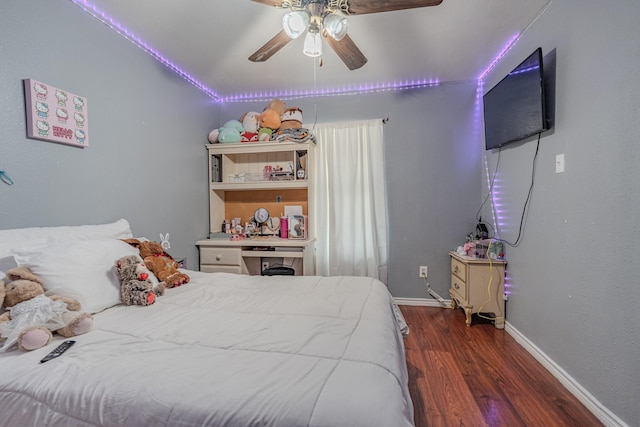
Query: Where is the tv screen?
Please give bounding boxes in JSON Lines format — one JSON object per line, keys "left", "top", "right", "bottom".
{"left": 483, "top": 48, "right": 548, "bottom": 150}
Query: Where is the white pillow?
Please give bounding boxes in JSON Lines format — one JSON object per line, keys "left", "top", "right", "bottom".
{"left": 0, "top": 219, "right": 133, "bottom": 256}
{"left": 0, "top": 256, "right": 18, "bottom": 281}
{"left": 12, "top": 239, "right": 139, "bottom": 314}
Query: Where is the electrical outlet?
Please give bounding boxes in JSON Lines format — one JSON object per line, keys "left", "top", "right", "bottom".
{"left": 262, "top": 261, "right": 269, "bottom": 271}
{"left": 419, "top": 266, "right": 428, "bottom": 278}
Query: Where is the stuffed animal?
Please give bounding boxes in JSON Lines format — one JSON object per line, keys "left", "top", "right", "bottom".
{"left": 266, "top": 99, "right": 287, "bottom": 116}
{"left": 122, "top": 239, "right": 189, "bottom": 288}
{"left": 208, "top": 128, "right": 219, "bottom": 143}
{"left": 218, "top": 120, "right": 244, "bottom": 143}
{"left": 240, "top": 111, "right": 261, "bottom": 133}
{"left": 258, "top": 109, "right": 281, "bottom": 131}
{"left": 279, "top": 107, "right": 303, "bottom": 130}
{"left": 0, "top": 267, "right": 93, "bottom": 352}
{"left": 114, "top": 255, "right": 165, "bottom": 306}
{"left": 240, "top": 131, "right": 259, "bottom": 142}
{"left": 258, "top": 127, "right": 273, "bottom": 142}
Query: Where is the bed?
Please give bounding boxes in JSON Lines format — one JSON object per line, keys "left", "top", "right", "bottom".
{"left": 0, "top": 220, "right": 414, "bottom": 427}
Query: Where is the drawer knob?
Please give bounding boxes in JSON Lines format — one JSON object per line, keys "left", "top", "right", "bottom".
{"left": 216, "top": 255, "right": 222, "bottom": 261}
{"left": 454, "top": 266, "right": 459, "bottom": 273}
{"left": 454, "top": 282, "right": 460, "bottom": 290}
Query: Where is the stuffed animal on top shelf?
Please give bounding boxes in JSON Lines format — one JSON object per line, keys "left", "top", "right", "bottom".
{"left": 0, "top": 267, "right": 93, "bottom": 352}
{"left": 218, "top": 119, "right": 244, "bottom": 143}
{"left": 259, "top": 109, "right": 281, "bottom": 131}
{"left": 240, "top": 111, "right": 261, "bottom": 134}
{"left": 266, "top": 99, "right": 287, "bottom": 117}
{"left": 122, "top": 239, "right": 189, "bottom": 288}
{"left": 279, "top": 107, "right": 303, "bottom": 130}
{"left": 114, "top": 255, "right": 165, "bottom": 306}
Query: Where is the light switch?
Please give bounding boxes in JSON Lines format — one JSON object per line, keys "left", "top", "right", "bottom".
{"left": 556, "top": 154, "right": 565, "bottom": 173}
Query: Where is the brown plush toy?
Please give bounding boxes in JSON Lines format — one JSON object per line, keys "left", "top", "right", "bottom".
{"left": 122, "top": 239, "right": 189, "bottom": 288}
{"left": 114, "top": 255, "right": 165, "bottom": 306}
{"left": 0, "top": 267, "right": 93, "bottom": 352}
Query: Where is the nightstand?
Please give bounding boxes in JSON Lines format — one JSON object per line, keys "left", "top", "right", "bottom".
{"left": 449, "top": 252, "right": 507, "bottom": 329}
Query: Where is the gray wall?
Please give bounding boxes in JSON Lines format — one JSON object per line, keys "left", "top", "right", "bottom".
{"left": 219, "top": 82, "right": 480, "bottom": 300}
{"left": 481, "top": 1, "right": 639, "bottom": 425}
{"left": 0, "top": 0, "right": 219, "bottom": 268}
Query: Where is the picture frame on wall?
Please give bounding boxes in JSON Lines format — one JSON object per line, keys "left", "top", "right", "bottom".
{"left": 23, "top": 78, "right": 89, "bottom": 148}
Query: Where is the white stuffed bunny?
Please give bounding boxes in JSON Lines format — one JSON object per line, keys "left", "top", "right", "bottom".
{"left": 159, "top": 233, "right": 170, "bottom": 251}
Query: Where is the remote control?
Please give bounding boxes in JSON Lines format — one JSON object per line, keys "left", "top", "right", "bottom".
{"left": 40, "top": 340, "right": 76, "bottom": 363}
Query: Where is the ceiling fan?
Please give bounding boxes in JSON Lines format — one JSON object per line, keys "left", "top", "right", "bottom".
{"left": 249, "top": 0, "right": 443, "bottom": 70}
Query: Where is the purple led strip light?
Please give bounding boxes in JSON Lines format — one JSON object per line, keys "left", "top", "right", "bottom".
{"left": 69, "top": 0, "right": 441, "bottom": 103}
{"left": 69, "top": 0, "right": 222, "bottom": 102}
{"left": 223, "top": 79, "right": 442, "bottom": 103}
{"left": 477, "top": 35, "right": 522, "bottom": 298}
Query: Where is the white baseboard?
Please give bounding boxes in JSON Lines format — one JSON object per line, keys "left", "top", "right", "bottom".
{"left": 505, "top": 322, "right": 629, "bottom": 427}
{"left": 394, "top": 301, "right": 628, "bottom": 426}
{"left": 394, "top": 297, "right": 451, "bottom": 308}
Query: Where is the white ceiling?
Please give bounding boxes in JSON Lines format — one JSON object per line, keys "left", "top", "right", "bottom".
{"left": 75, "top": 0, "right": 551, "bottom": 102}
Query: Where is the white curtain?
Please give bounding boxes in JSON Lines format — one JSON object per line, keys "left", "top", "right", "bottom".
{"left": 313, "top": 119, "right": 388, "bottom": 284}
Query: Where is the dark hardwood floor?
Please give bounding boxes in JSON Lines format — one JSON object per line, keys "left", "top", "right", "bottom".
{"left": 400, "top": 305, "right": 603, "bottom": 427}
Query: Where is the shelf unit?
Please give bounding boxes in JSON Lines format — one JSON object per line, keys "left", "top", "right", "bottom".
{"left": 197, "top": 141, "right": 316, "bottom": 275}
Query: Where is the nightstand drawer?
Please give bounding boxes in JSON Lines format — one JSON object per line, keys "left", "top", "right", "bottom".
{"left": 201, "top": 265, "right": 242, "bottom": 274}
{"left": 451, "top": 257, "right": 467, "bottom": 281}
{"left": 451, "top": 276, "right": 467, "bottom": 301}
{"left": 200, "top": 247, "right": 242, "bottom": 266}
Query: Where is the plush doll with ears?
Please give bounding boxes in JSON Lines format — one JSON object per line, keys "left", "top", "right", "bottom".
{"left": 114, "top": 255, "right": 165, "bottom": 306}
{"left": 0, "top": 267, "right": 93, "bottom": 352}
{"left": 122, "top": 239, "right": 189, "bottom": 288}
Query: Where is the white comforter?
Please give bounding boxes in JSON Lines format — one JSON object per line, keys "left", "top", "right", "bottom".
{"left": 0, "top": 271, "right": 414, "bottom": 427}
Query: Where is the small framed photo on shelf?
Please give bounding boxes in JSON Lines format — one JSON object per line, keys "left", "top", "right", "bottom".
{"left": 288, "top": 215, "right": 306, "bottom": 239}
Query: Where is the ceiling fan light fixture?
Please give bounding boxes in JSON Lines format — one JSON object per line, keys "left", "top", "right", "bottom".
{"left": 303, "top": 26, "right": 322, "bottom": 57}
{"left": 323, "top": 13, "right": 348, "bottom": 41}
{"left": 282, "top": 11, "right": 309, "bottom": 39}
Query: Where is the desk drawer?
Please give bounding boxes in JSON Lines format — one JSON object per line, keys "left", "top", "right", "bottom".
{"left": 451, "top": 257, "right": 467, "bottom": 281}
{"left": 200, "top": 247, "right": 242, "bottom": 266}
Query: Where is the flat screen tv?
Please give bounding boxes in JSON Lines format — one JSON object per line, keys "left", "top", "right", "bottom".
{"left": 483, "top": 48, "right": 548, "bottom": 150}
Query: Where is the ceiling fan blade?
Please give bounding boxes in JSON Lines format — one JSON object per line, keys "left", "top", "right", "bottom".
{"left": 324, "top": 34, "right": 368, "bottom": 70}
{"left": 249, "top": 30, "right": 292, "bottom": 62}
{"left": 250, "top": 0, "right": 286, "bottom": 7}
{"left": 345, "top": 0, "right": 443, "bottom": 15}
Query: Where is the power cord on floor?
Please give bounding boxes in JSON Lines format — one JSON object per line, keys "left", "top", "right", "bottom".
{"left": 422, "top": 276, "right": 451, "bottom": 308}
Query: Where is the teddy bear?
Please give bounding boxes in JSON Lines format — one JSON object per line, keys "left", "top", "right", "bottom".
{"left": 0, "top": 267, "right": 93, "bottom": 352}
{"left": 114, "top": 255, "right": 165, "bottom": 306}
{"left": 122, "top": 239, "right": 189, "bottom": 288}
